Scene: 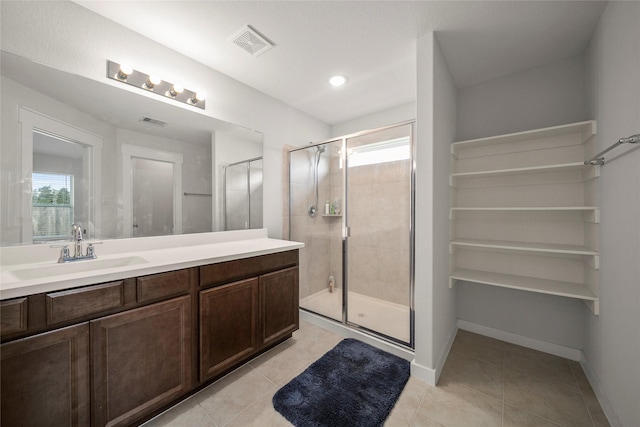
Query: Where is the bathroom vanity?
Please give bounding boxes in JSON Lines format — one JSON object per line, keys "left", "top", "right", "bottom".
{"left": 0, "top": 230, "right": 302, "bottom": 427}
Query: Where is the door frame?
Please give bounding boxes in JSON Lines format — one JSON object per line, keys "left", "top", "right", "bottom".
{"left": 121, "top": 144, "right": 183, "bottom": 237}
{"left": 19, "top": 107, "right": 103, "bottom": 243}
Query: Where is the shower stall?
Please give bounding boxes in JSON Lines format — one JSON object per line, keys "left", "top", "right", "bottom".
{"left": 223, "top": 157, "right": 263, "bottom": 230}
{"left": 289, "top": 122, "right": 414, "bottom": 347}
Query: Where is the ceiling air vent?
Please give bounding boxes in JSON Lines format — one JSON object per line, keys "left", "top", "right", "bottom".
{"left": 139, "top": 117, "right": 168, "bottom": 127}
{"left": 231, "top": 25, "right": 274, "bottom": 57}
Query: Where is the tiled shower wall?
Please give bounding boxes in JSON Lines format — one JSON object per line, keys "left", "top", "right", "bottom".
{"left": 289, "top": 145, "right": 341, "bottom": 302}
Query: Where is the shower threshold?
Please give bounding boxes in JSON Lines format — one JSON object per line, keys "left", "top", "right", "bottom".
{"left": 300, "top": 289, "right": 410, "bottom": 344}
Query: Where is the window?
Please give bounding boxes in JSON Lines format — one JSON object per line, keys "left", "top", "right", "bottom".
{"left": 32, "top": 172, "right": 73, "bottom": 241}
{"left": 347, "top": 137, "right": 410, "bottom": 168}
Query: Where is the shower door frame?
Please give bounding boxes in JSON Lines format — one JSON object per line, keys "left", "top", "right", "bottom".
{"left": 289, "top": 120, "right": 416, "bottom": 349}
{"left": 222, "top": 156, "right": 263, "bottom": 230}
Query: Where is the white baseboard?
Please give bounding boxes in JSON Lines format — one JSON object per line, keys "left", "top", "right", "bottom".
{"left": 457, "top": 319, "right": 582, "bottom": 361}
{"left": 409, "top": 323, "right": 458, "bottom": 386}
{"left": 580, "top": 354, "right": 622, "bottom": 427}
{"left": 410, "top": 360, "right": 437, "bottom": 385}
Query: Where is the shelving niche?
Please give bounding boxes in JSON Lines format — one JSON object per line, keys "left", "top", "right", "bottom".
{"left": 449, "top": 121, "right": 600, "bottom": 314}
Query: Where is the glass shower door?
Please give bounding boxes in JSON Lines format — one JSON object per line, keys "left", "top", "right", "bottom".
{"left": 290, "top": 140, "right": 344, "bottom": 322}
{"left": 345, "top": 124, "right": 413, "bottom": 344}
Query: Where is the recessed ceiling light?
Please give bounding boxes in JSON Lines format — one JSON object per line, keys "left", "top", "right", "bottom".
{"left": 329, "top": 75, "right": 347, "bottom": 87}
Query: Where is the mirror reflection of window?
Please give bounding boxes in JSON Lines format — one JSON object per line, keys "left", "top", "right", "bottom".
{"left": 32, "top": 172, "right": 73, "bottom": 241}
{"left": 32, "top": 131, "right": 87, "bottom": 243}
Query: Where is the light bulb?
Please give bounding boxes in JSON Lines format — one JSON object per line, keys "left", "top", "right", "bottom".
{"left": 116, "top": 63, "right": 133, "bottom": 80}
{"left": 144, "top": 74, "right": 162, "bottom": 89}
{"left": 190, "top": 92, "right": 206, "bottom": 104}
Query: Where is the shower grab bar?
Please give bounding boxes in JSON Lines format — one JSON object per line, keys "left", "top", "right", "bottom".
{"left": 585, "top": 133, "right": 640, "bottom": 165}
{"left": 184, "top": 192, "right": 212, "bottom": 197}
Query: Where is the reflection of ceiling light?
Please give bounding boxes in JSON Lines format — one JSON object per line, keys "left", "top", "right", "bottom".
{"left": 329, "top": 75, "right": 347, "bottom": 87}
{"left": 116, "top": 63, "right": 133, "bottom": 80}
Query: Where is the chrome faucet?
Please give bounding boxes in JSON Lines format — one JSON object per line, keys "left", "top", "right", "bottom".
{"left": 55, "top": 224, "right": 99, "bottom": 263}
{"left": 72, "top": 223, "right": 83, "bottom": 258}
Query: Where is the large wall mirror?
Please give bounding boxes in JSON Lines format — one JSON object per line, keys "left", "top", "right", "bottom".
{"left": 0, "top": 51, "right": 263, "bottom": 246}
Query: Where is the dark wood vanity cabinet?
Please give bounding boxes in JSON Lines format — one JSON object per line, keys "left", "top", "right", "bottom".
{"left": 1, "top": 323, "right": 91, "bottom": 427}
{"left": 199, "top": 253, "right": 300, "bottom": 383}
{"left": 199, "top": 278, "right": 260, "bottom": 381}
{"left": 0, "top": 249, "right": 299, "bottom": 426}
{"left": 91, "top": 295, "right": 192, "bottom": 427}
{"left": 260, "top": 267, "right": 299, "bottom": 348}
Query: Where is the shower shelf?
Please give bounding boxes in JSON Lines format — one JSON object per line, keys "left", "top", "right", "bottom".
{"left": 449, "top": 120, "right": 600, "bottom": 315}
{"left": 321, "top": 214, "right": 342, "bottom": 217}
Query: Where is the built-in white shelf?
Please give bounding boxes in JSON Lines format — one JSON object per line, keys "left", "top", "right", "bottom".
{"left": 449, "top": 121, "right": 600, "bottom": 314}
{"left": 450, "top": 238, "right": 599, "bottom": 256}
{"left": 321, "top": 214, "right": 342, "bottom": 218}
{"left": 450, "top": 162, "right": 599, "bottom": 186}
{"left": 450, "top": 207, "right": 600, "bottom": 222}
{"left": 450, "top": 269, "right": 598, "bottom": 308}
{"left": 451, "top": 121, "right": 596, "bottom": 157}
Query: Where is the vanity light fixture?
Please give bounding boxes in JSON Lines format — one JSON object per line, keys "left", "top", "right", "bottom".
{"left": 107, "top": 60, "right": 205, "bottom": 110}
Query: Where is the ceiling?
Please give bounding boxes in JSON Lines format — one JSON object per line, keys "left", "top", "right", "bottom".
{"left": 75, "top": 1, "right": 607, "bottom": 126}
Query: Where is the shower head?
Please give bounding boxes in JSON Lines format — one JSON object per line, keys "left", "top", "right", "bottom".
{"left": 316, "top": 145, "right": 326, "bottom": 153}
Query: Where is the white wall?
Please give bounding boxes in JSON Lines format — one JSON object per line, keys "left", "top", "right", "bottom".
{"left": 330, "top": 102, "right": 415, "bottom": 138}
{"left": 584, "top": 2, "right": 640, "bottom": 426}
{"left": 0, "top": 0, "right": 330, "bottom": 240}
{"left": 431, "top": 34, "right": 458, "bottom": 376}
{"left": 413, "top": 32, "right": 457, "bottom": 383}
{"left": 456, "top": 55, "right": 588, "bottom": 141}
{"left": 455, "top": 54, "right": 590, "bottom": 350}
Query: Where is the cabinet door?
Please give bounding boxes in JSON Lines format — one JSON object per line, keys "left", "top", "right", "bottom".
{"left": 199, "top": 278, "right": 259, "bottom": 382}
{"left": 91, "top": 296, "right": 192, "bottom": 427}
{"left": 1, "top": 323, "right": 90, "bottom": 427}
{"left": 260, "top": 267, "right": 299, "bottom": 348}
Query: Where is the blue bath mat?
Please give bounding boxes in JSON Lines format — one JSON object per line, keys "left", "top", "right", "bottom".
{"left": 272, "top": 338, "right": 410, "bottom": 427}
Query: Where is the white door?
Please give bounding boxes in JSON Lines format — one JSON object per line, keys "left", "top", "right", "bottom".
{"left": 121, "top": 144, "right": 183, "bottom": 238}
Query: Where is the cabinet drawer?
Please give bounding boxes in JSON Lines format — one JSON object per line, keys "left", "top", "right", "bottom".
{"left": 1, "top": 298, "right": 28, "bottom": 336}
{"left": 200, "top": 250, "right": 298, "bottom": 288}
{"left": 46, "top": 281, "right": 125, "bottom": 325}
{"left": 136, "top": 269, "right": 191, "bottom": 303}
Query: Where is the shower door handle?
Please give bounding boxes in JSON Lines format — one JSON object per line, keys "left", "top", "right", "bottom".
{"left": 345, "top": 226, "right": 351, "bottom": 237}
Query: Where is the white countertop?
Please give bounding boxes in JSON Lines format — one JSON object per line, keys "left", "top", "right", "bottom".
{"left": 0, "top": 229, "right": 303, "bottom": 300}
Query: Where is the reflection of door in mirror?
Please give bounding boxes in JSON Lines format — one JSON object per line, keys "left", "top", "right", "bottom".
{"left": 18, "top": 108, "right": 102, "bottom": 245}
{"left": 131, "top": 158, "right": 174, "bottom": 237}
{"left": 121, "top": 144, "right": 183, "bottom": 238}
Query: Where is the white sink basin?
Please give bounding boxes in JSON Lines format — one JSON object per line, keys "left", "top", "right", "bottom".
{"left": 2, "top": 256, "right": 149, "bottom": 282}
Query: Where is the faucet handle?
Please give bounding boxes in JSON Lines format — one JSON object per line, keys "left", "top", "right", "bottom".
{"left": 50, "top": 244, "right": 70, "bottom": 263}
{"left": 85, "top": 241, "right": 103, "bottom": 258}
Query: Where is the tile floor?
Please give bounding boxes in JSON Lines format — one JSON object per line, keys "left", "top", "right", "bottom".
{"left": 143, "top": 321, "right": 610, "bottom": 427}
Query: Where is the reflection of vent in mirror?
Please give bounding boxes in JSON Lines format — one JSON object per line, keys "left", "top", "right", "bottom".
{"left": 139, "top": 117, "right": 168, "bottom": 127}
{"left": 231, "top": 25, "right": 274, "bottom": 56}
